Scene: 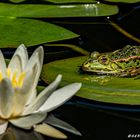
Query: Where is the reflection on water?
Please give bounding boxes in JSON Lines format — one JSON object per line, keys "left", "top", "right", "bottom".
{"left": 1, "top": 103, "right": 140, "bottom": 140}
{"left": 0, "top": 126, "right": 44, "bottom": 140}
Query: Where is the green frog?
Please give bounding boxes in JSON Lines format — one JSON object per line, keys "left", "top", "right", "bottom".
{"left": 82, "top": 45, "right": 140, "bottom": 77}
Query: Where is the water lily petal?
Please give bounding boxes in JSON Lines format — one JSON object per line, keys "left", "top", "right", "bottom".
{"left": 13, "top": 67, "right": 37, "bottom": 116}
{"left": 0, "top": 78, "right": 14, "bottom": 119}
{"left": 8, "top": 44, "right": 28, "bottom": 75}
{"left": 36, "top": 83, "right": 81, "bottom": 113}
{"left": 45, "top": 114, "right": 82, "bottom": 136}
{"left": 23, "top": 74, "right": 62, "bottom": 115}
{"left": 9, "top": 113, "right": 47, "bottom": 130}
{"left": 25, "top": 89, "right": 37, "bottom": 106}
{"left": 12, "top": 47, "right": 43, "bottom": 116}
{"left": 34, "top": 123, "right": 67, "bottom": 139}
{"left": 26, "top": 46, "right": 44, "bottom": 69}
{"left": 0, "top": 50, "right": 6, "bottom": 77}
{"left": 21, "top": 47, "right": 44, "bottom": 109}
{"left": 24, "top": 47, "right": 44, "bottom": 89}
{"left": 0, "top": 120, "right": 8, "bottom": 135}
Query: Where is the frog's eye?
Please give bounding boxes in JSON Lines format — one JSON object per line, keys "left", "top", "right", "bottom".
{"left": 90, "top": 51, "right": 100, "bottom": 59}
{"left": 99, "top": 55, "right": 109, "bottom": 65}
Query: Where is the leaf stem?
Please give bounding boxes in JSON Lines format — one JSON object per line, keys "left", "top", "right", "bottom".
{"left": 108, "top": 20, "right": 140, "bottom": 43}
{"left": 45, "top": 44, "right": 89, "bottom": 55}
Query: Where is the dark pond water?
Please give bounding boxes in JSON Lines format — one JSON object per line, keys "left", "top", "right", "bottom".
{"left": 53, "top": 99, "right": 140, "bottom": 140}
{"left": 3, "top": 98, "right": 140, "bottom": 140}
{"left": 16, "top": 99, "right": 140, "bottom": 140}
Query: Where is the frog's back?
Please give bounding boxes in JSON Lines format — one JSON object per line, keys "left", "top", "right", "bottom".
{"left": 109, "top": 45, "right": 140, "bottom": 61}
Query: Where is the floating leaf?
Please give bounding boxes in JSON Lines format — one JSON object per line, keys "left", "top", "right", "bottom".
{"left": 41, "top": 56, "right": 140, "bottom": 105}
{"left": 44, "top": 0, "right": 97, "bottom": 4}
{"left": 0, "top": 18, "right": 78, "bottom": 48}
{"left": 9, "top": 0, "right": 26, "bottom": 3}
{"left": 0, "top": 2, "right": 118, "bottom": 48}
{"left": 0, "top": 3, "right": 119, "bottom": 18}
{"left": 103, "top": 0, "right": 140, "bottom": 3}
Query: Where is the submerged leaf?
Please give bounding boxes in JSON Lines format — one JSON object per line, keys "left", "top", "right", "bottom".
{"left": 41, "top": 56, "right": 140, "bottom": 105}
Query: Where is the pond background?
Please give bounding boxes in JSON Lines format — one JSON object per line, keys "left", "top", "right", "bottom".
{"left": 1, "top": 0, "right": 140, "bottom": 140}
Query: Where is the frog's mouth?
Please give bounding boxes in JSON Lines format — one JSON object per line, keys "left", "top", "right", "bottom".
{"left": 82, "top": 66, "right": 118, "bottom": 74}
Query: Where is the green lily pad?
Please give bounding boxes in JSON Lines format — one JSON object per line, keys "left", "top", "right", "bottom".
{"left": 0, "top": 18, "right": 78, "bottom": 48}
{"left": 41, "top": 56, "right": 140, "bottom": 105}
{"left": 45, "top": 0, "right": 97, "bottom": 4}
{"left": 9, "top": 0, "right": 26, "bottom": 3}
{"left": 0, "top": 3, "right": 119, "bottom": 18}
{"left": 103, "top": 0, "right": 140, "bottom": 3}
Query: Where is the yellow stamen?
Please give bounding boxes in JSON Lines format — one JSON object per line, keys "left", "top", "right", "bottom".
{"left": 6, "top": 68, "right": 11, "bottom": 79}
{"left": 18, "top": 72, "right": 26, "bottom": 87}
{"left": 0, "top": 71, "right": 2, "bottom": 81}
{"left": 6, "top": 68, "right": 26, "bottom": 88}
{"left": 12, "top": 71, "right": 18, "bottom": 87}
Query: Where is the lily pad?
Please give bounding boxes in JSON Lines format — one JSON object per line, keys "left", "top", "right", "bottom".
{"left": 0, "top": 2, "right": 118, "bottom": 48}
{"left": 41, "top": 56, "right": 140, "bottom": 105}
{"left": 9, "top": 0, "right": 26, "bottom": 3}
{"left": 45, "top": 0, "right": 97, "bottom": 4}
{"left": 0, "top": 18, "right": 78, "bottom": 48}
{"left": 103, "top": 0, "right": 140, "bottom": 3}
{"left": 0, "top": 3, "right": 119, "bottom": 18}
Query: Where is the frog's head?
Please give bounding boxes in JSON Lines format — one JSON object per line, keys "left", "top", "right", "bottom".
{"left": 82, "top": 51, "right": 120, "bottom": 74}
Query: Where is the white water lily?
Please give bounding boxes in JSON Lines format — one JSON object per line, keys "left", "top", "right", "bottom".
{"left": 0, "top": 44, "right": 82, "bottom": 139}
